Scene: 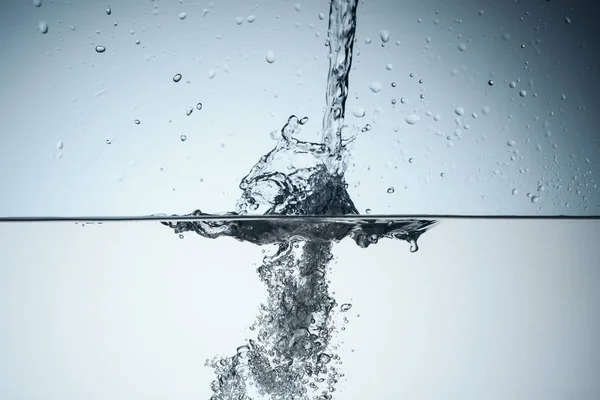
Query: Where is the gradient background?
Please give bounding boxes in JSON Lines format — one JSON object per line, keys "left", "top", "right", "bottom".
{"left": 1, "top": 219, "right": 599, "bottom": 399}
{"left": 0, "top": 0, "right": 598, "bottom": 216}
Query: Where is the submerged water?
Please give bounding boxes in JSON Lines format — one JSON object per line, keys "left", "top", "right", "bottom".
{"left": 1, "top": 218, "right": 599, "bottom": 400}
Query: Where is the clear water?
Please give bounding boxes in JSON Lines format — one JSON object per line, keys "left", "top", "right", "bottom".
{"left": 1, "top": 218, "right": 599, "bottom": 400}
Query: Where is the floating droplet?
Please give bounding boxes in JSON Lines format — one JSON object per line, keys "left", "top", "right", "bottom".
{"left": 369, "top": 81, "right": 382, "bottom": 93}
{"left": 519, "top": 89, "right": 527, "bottom": 97}
{"left": 236, "top": 16, "right": 243, "bottom": 25}
{"left": 400, "top": 97, "right": 406, "bottom": 104}
{"left": 299, "top": 116, "right": 309, "bottom": 124}
{"left": 266, "top": 50, "right": 276, "bottom": 63}
{"left": 196, "top": 102, "right": 203, "bottom": 110}
{"left": 352, "top": 107, "right": 365, "bottom": 118}
{"left": 387, "top": 187, "right": 395, "bottom": 194}
{"left": 380, "top": 30, "right": 390, "bottom": 43}
{"left": 340, "top": 303, "right": 352, "bottom": 312}
{"left": 458, "top": 43, "right": 467, "bottom": 51}
{"left": 179, "top": 234, "right": 184, "bottom": 239}
{"left": 135, "top": 39, "right": 140, "bottom": 45}
{"left": 408, "top": 158, "right": 414, "bottom": 163}
{"left": 173, "top": 73, "right": 182, "bottom": 82}
{"left": 454, "top": 107, "right": 464, "bottom": 116}
{"left": 246, "top": 15, "right": 256, "bottom": 23}
{"left": 179, "top": 12, "right": 187, "bottom": 20}
{"left": 561, "top": 94, "right": 566, "bottom": 100}
{"left": 38, "top": 21, "right": 48, "bottom": 34}
{"left": 95, "top": 45, "right": 106, "bottom": 53}
{"left": 405, "top": 114, "right": 419, "bottom": 125}
{"left": 409, "top": 239, "right": 419, "bottom": 253}
{"left": 180, "top": 134, "right": 187, "bottom": 142}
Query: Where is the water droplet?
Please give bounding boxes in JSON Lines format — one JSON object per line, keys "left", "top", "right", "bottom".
{"left": 391, "top": 82, "right": 396, "bottom": 87}
{"left": 179, "top": 12, "right": 187, "bottom": 20}
{"left": 106, "top": 139, "right": 112, "bottom": 145}
{"left": 531, "top": 195, "right": 540, "bottom": 203}
{"left": 369, "top": 81, "right": 382, "bottom": 93}
{"left": 134, "top": 119, "right": 140, "bottom": 125}
{"left": 266, "top": 51, "right": 276, "bottom": 63}
{"left": 33, "top": 0, "right": 42, "bottom": 7}
{"left": 95, "top": 45, "right": 106, "bottom": 53}
{"left": 294, "top": 3, "right": 301, "bottom": 11}
{"left": 364, "top": 37, "right": 371, "bottom": 44}
{"left": 454, "top": 107, "right": 464, "bottom": 116}
{"left": 561, "top": 94, "right": 566, "bottom": 100}
{"left": 106, "top": 7, "right": 111, "bottom": 15}
{"left": 564, "top": 16, "right": 571, "bottom": 25}
{"left": 196, "top": 102, "right": 203, "bottom": 110}
{"left": 180, "top": 134, "right": 187, "bottom": 142}
{"left": 299, "top": 116, "right": 309, "bottom": 124}
{"left": 409, "top": 239, "right": 419, "bottom": 253}
{"left": 391, "top": 99, "right": 396, "bottom": 105}
{"left": 340, "top": 303, "right": 352, "bottom": 312}
{"left": 488, "top": 80, "right": 494, "bottom": 86}
{"left": 507, "top": 139, "right": 516, "bottom": 146}
{"left": 247, "top": 15, "right": 256, "bottom": 23}
{"left": 387, "top": 187, "right": 395, "bottom": 194}
{"left": 405, "top": 114, "right": 419, "bottom": 125}
{"left": 519, "top": 89, "right": 527, "bottom": 97}
{"left": 56, "top": 141, "right": 63, "bottom": 150}
{"left": 365, "top": 208, "right": 371, "bottom": 214}
{"left": 38, "top": 21, "right": 48, "bottom": 34}
{"left": 173, "top": 73, "right": 182, "bottom": 83}
{"left": 352, "top": 107, "right": 365, "bottom": 118}
{"left": 318, "top": 353, "right": 331, "bottom": 364}
{"left": 408, "top": 158, "right": 414, "bottom": 163}
{"left": 186, "top": 107, "right": 193, "bottom": 116}
{"left": 386, "top": 63, "right": 393, "bottom": 70}
{"left": 318, "top": 12, "right": 325, "bottom": 20}
{"left": 512, "top": 188, "right": 518, "bottom": 195}
{"left": 135, "top": 39, "right": 140, "bottom": 45}
{"left": 380, "top": 30, "right": 390, "bottom": 43}
{"left": 179, "top": 234, "right": 184, "bottom": 239}
{"left": 509, "top": 81, "right": 517, "bottom": 88}
{"left": 458, "top": 43, "right": 467, "bottom": 51}
{"left": 208, "top": 69, "right": 216, "bottom": 79}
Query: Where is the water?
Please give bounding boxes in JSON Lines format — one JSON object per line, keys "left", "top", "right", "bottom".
{"left": 1, "top": 218, "right": 599, "bottom": 399}
{"left": 2, "top": 0, "right": 599, "bottom": 399}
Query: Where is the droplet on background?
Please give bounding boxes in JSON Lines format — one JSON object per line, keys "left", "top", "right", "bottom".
{"left": 180, "top": 135, "right": 187, "bottom": 142}
{"left": 458, "top": 43, "right": 467, "bottom": 51}
{"left": 56, "top": 141, "right": 63, "bottom": 150}
{"left": 318, "top": 12, "right": 325, "bottom": 20}
{"left": 186, "top": 107, "right": 193, "bottom": 116}
{"left": 488, "top": 80, "right": 494, "bottom": 86}
{"left": 519, "top": 90, "right": 527, "bottom": 97}
{"left": 509, "top": 81, "right": 517, "bottom": 88}
{"left": 173, "top": 73, "right": 182, "bottom": 82}
{"left": 134, "top": 119, "right": 140, "bottom": 125}
{"left": 247, "top": 15, "right": 256, "bottom": 23}
{"left": 106, "top": 7, "right": 111, "bottom": 15}
{"left": 352, "top": 107, "right": 366, "bottom": 118}
{"left": 179, "top": 12, "right": 187, "bottom": 20}
{"left": 454, "top": 107, "right": 464, "bottom": 116}
{"left": 387, "top": 187, "right": 395, "bottom": 194}
{"left": 507, "top": 139, "right": 516, "bottom": 146}
{"left": 266, "top": 51, "right": 276, "bottom": 63}
{"left": 38, "top": 21, "right": 48, "bottom": 34}
{"left": 340, "top": 304, "right": 352, "bottom": 312}
{"left": 386, "top": 63, "right": 393, "bottom": 70}
{"left": 405, "top": 114, "right": 420, "bottom": 125}
{"left": 33, "top": 0, "right": 42, "bottom": 7}
{"left": 208, "top": 69, "right": 216, "bottom": 79}
{"left": 236, "top": 17, "right": 243, "bottom": 25}
{"left": 369, "top": 81, "right": 382, "bottom": 93}
{"left": 95, "top": 45, "right": 106, "bottom": 53}
{"left": 196, "top": 102, "right": 203, "bottom": 110}
{"left": 380, "top": 30, "right": 390, "bottom": 43}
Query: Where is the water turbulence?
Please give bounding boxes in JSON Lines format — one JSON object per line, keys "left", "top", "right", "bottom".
{"left": 162, "top": 1, "right": 435, "bottom": 398}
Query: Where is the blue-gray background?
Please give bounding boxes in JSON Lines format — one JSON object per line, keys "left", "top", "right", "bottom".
{"left": 1, "top": 0, "right": 599, "bottom": 216}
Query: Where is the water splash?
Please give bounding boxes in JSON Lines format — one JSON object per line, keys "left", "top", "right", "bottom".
{"left": 162, "top": 1, "right": 435, "bottom": 398}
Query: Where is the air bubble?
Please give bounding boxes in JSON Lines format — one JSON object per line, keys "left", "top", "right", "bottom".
{"left": 387, "top": 187, "right": 395, "bottom": 194}
{"left": 196, "top": 102, "right": 203, "bottom": 110}
{"left": 134, "top": 119, "right": 140, "bottom": 125}
{"left": 180, "top": 135, "right": 187, "bottom": 142}
{"left": 38, "top": 21, "right": 48, "bottom": 34}
{"left": 266, "top": 51, "right": 276, "bottom": 63}
{"left": 340, "top": 303, "right": 352, "bottom": 312}
{"left": 95, "top": 45, "right": 106, "bottom": 53}
{"left": 380, "top": 30, "right": 390, "bottom": 43}
{"left": 173, "top": 73, "right": 182, "bottom": 82}
{"left": 369, "top": 81, "right": 382, "bottom": 93}
{"left": 488, "top": 80, "right": 494, "bottom": 86}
